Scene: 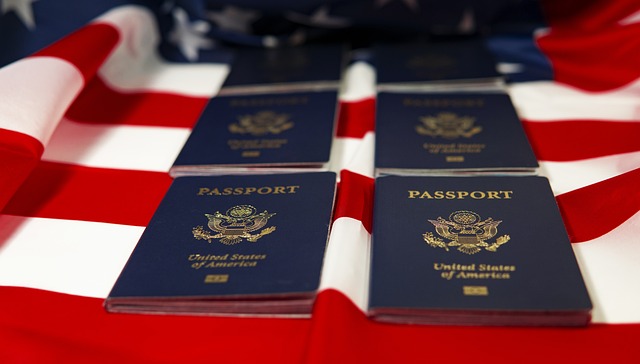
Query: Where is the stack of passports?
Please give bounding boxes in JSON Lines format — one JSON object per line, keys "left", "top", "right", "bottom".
{"left": 171, "top": 91, "right": 337, "bottom": 176}
{"left": 369, "top": 175, "right": 592, "bottom": 326}
{"left": 106, "top": 172, "right": 337, "bottom": 316}
{"left": 171, "top": 43, "right": 345, "bottom": 176}
{"left": 375, "top": 92, "right": 538, "bottom": 175}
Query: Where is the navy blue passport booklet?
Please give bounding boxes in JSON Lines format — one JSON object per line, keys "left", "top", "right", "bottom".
{"left": 106, "top": 172, "right": 336, "bottom": 317}
{"left": 221, "top": 43, "right": 346, "bottom": 94}
{"left": 375, "top": 92, "right": 538, "bottom": 175}
{"left": 171, "top": 91, "right": 337, "bottom": 176}
{"left": 374, "top": 39, "right": 501, "bottom": 88}
{"left": 369, "top": 175, "right": 592, "bottom": 326}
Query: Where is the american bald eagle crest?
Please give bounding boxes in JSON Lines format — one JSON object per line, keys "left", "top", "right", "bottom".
{"left": 416, "top": 112, "right": 482, "bottom": 139}
{"left": 192, "top": 205, "right": 276, "bottom": 245}
{"left": 422, "top": 210, "right": 510, "bottom": 255}
{"left": 229, "top": 111, "right": 294, "bottom": 136}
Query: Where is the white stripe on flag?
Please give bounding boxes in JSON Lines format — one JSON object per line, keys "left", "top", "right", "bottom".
{"left": 319, "top": 217, "right": 371, "bottom": 312}
{"left": 0, "top": 57, "right": 84, "bottom": 144}
{"left": 539, "top": 150, "right": 640, "bottom": 195}
{"left": 509, "top": 79, "right": 640, "bottom": 121}
{"left": 328, "top": 132, "right": 375, "bottom": 179}
{"left": 573, "top": 211, "right": 640, "bottom": 323}
{"left": 42, "top": 118, "right": 190, "bottom": 172}
{"left": 339, "top": 61, "right": 376, "bottom": 102}
{"left": 0, "top": 215, "right": 143, "bottom": 299}
{"left": 95, "top": 5, "right": 229, "bottom": 97}
{"left": 619, "top": 9, "right": 640, "bottom": 26}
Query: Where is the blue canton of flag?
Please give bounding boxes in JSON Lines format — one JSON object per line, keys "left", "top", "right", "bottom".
{"left": 1, "top": 0, "right": 545, "bottom": 65}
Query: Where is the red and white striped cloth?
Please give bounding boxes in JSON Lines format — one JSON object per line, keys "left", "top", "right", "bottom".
{"left": 0, "top": 2, "right": 639, "bottom": 363}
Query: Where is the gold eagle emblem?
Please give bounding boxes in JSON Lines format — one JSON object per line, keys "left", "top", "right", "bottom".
{"left": 229, "top": 111, "right": 294, "bottom": 136}
{"left": 416, "top": 112, "right": 482, "bottom": 139}
{"left": 192, "top": 205, "right": 276, "bottom": 245}
{"left": 423, "top": 210, "right": 510, "bottom": 254}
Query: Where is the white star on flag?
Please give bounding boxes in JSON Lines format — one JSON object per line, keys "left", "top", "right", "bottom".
{"left": 619, "top": 9, "right": 640, "bottom": 25}
{"left": 457, "top": 7, "right": 475, "bottom": 33}
{"left": 1, "top": 0, "right": 38, "bottom": 30}
{"left": 286, "top": 5, "right": 351, "bottom": 28}
{"left": 169, "top": 7, "right": 214, "bottom": 61}
{"left": 206, "top": 6, "right": 259, "bottom": 34}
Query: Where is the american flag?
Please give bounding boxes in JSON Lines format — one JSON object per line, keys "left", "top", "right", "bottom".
{"left": 0, "top": 0, "right": 639, "bottom": 362}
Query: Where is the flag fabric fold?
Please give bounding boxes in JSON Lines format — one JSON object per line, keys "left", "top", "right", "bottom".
{"left": 1, "top": 1, "right": 639, "bottom": 363}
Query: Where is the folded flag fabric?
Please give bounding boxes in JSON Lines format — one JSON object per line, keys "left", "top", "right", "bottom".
{"left": 0, "top": 1, "right": 639, "bottom": 363}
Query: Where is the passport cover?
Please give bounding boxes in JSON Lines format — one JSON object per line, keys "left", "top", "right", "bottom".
{"left": 221, "top": 43, "right": 346, "bottom": 92}
{"left": 369, "top": 175, "right": 592, "bottom": 326}
{"left": 375, "top": 92, "right": 539, "bottom": 175}
{"left": 374, "top": 39, "right": 501, "bottom": 86}
{"left": 171, "top": 91, "right": 337, "bottom": 176}
{"left": 106, "top": 172, "right": 336, "bottom": 316}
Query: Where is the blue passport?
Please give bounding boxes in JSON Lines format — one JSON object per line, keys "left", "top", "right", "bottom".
{"left": 369, "top": 175, "right": 592, "bottom": 326}
{"left": 171, "top": 91, "right": 337, "bottom": 176}
{"left": 105, "top": 172, "right": 336, "bottom": 316}
{"left": 221, "top": 43, "right": 346, "bottom": 93}
{"left": 375, "top": 92, "right": 539, "bottom": 175}
{"left": 374, "top": 39, "right": 501, "bottom": 87}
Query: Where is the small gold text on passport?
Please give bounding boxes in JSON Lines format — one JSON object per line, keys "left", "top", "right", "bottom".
{"left": 205, "top": 274, "right": 229, "bottom": 283}
{"left": 446, "top": 156, "right": 465, "bottom": 162}
{"left": 242, "top": 151, "right": 260, "bottom": 157}
{"left": 463, "top": 286, "right": 488, "bottom": 296}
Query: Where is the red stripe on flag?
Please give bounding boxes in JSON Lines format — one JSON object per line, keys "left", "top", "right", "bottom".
{"left": 556, "top": 167, "right": 640, "bottom": 243}
{"left": 33, "top": 23, "right": 120, "bottom": 82}
{"left": 306, "top": 289, "right": 640, "bottom": 364}
{"left": 333, "top": 170, "right": 374, "bottom": 233}
{"left": 336, "top": 98, "right": 376, "bottom": 138}
{"left": 66, "top": 76, "right": 209, "bottom": 128}
{"left": 0, "top": 129, "right": 44, "bottom": 211}
{"left": 522, "top": 120, "right": 640, "bottom": 161}
{"left": 542, "top": 0, "right": 640, "bottom": 32}
{"left": 2, "top": 162, "right": 172, "bottom": 227}
{"left": 537, "top": 0, "right": 640, "bottom": 92}
{"left": 537, "top": 25, "right": 640, "bottom": 91}
{"left": 0, "top": 286, "right": 308, "bottom": 364}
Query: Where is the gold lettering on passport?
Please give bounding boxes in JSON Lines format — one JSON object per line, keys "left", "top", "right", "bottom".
{"left": 422, "top": 210, "right": 511, "bottom": 255}
{"left": 197, "top": 185, "right": 300, "bottom": 196}
{"left": 205, "top": 274, "right": 229, "bottom": 283}
{"left": 463, "top": 286, "right": 488, "bottom": 296}
{"left": 228, "top": 139, "right": 288, "bottom": 150}
{"left": 192, "top": 205, "right": 276, "bottom": 245}
{"left": 242, "top": 151, "right": 260, "bottom": 157}
{"left": 190, "top": 253, "right": 268, "bottom": 269}
{"left": 407, "top": 190, "right": 513, "bottom": 199}
{"left": 434, "top": 262, "right": 515, "bottom": 280}
{"left": 423, "top": 143, "right": 485, "bottom": 154}
{"left": 416, "top": 112, "right": 482, "bottom": 139}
